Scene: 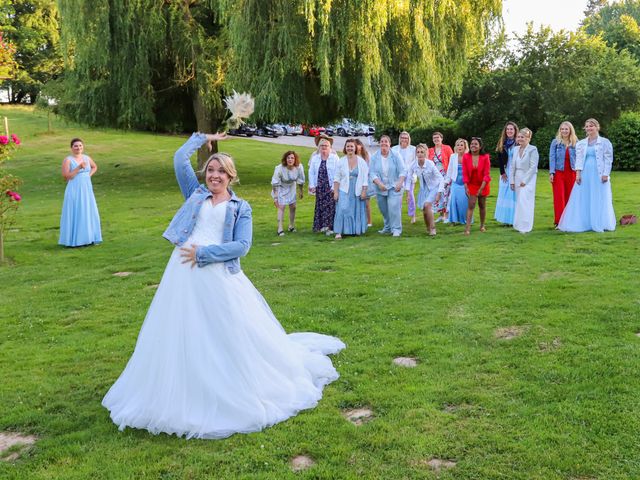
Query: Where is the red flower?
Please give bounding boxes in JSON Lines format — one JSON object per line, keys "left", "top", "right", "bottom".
{"left": 6, "top": 190, "right": 21, "bottom": 202}
{"left": 10, "top": 134, "right": 20, "bottom": 145}
{"left": 0, "top": 136, "right": 8, "bottom": 145}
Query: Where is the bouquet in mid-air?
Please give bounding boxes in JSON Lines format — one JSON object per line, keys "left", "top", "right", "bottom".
{"left": 224, "top": 91, "right": 255, "bottom": 130}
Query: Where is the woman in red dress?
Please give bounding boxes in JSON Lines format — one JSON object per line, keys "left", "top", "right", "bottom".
{"left": 462, "top": 137, "right": 491, "bottom": 235}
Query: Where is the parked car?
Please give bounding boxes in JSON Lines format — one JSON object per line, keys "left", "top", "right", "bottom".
{"left": 303, "top": 125, "right": 326, "bottom": 137}
{"left": 332, "top": 118, "right": 358, "bottom": 137}
{"left": 364, "top": 123, "right": 376, "bottom": 136}
{"left": 323, "top": 125, "right": 335, "bottom": 136}
{"left": 228, "top": 123, "right": 257, "bottom": 137}
{"left": 273, "top": 123, "right": 291, "bottom": 135}
{"left": 256, "top": 124, "right": 282, "bottom": 137}
{"left": 287, "top": 124, "right": 303, "bottom": 136}
{"left": 353, "top": 122, "right": 370, "bottom": 136}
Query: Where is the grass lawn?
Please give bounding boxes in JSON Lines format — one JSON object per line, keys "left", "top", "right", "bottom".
{"left": 1, "top": 105, "right": 639, "bottom": 479}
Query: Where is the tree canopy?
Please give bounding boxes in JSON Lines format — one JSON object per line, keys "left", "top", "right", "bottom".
{"left": 55, "top": 0, "right": 502, "bottom": 133}
{"left": 0, "top": 0, "right": 62, "bottom": 103}
{"left": 227, "top": 0, "right": 502, "bottom": 125}
{"left": 583, "top": 0, "right": 640, "bottom": 61}
{"left": 452, "top": 27, "right": 640, "bottom": 135}
{"left": 0, "top": 32, "right": 16, "bottom": 80}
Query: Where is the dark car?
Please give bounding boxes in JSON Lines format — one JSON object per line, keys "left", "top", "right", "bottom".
{"left": 228, "top": 124, "right": 256, "bottom": 137}
{"left": 256, "top": 124, "right": 282, "bottom": 137}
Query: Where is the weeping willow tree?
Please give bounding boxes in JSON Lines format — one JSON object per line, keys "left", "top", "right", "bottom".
{"left": 57, "top": 0, "right": 227, "bottom": 135}
{"left": 227, "top": 0, "right": 502, "bottom": 125}
{"left": 57, "top": 0, "right": 501, "bottom": 135}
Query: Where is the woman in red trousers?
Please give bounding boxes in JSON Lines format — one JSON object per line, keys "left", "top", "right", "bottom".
{"left": 549, "top": 121, "right": 577, "bottom": 226}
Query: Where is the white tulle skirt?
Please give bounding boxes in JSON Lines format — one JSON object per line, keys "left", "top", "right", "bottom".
{"left": 102, "top": 248, "right": 345, "bottom": 439}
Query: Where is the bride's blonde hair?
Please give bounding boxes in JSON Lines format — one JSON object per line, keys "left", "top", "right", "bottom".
{"left": 199, "top": 153, "right": 239, "bottom": 185}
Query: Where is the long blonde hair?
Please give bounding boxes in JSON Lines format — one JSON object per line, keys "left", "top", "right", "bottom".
{"left": 555, "top": 121, "right": 578, "bottom": 147}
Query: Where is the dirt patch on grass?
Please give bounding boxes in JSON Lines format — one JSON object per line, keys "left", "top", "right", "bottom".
{"left": 538, "top": 271, "right": 567, "bottom": 281}
{"left": 290, "top": 455, "right": 315, "bottom": 472}
{"left": 495, "top": 326, "right": 527, "bottom": 340}
{"left": 442, "top": 403, "right": 474, "bottom": 414}
{"left": 343, "top": 407, "right": 374, "bottom": 425}
{"left": 414, "top": 458, "right": 457, "bottom": 472}
{"left": 0, "top": 432, "right": 37, "bottom": 462}
{"left": 539, "top": 337, "right": 562, "bottom": 352}
{"left": 393, "top": 357, "right": 418, "bottom": 367}
{"left": 112, "top": 271, "right": 133, "bottom": 277}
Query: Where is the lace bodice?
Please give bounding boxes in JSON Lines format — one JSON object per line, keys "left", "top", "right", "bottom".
{"left": 186, "top": 200, "right": 227, "bottom": 246}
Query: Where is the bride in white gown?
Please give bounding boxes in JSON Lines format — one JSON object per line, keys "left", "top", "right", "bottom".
{"left": 102, "top": 132, "right": 345, "bottom": 439}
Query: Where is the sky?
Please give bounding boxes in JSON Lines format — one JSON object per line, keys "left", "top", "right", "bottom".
{"left": 502, "top": 0, "right": 591, "bottom": 36}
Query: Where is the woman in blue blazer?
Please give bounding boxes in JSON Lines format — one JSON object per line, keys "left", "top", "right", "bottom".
{"left": 369, "top": 135, "right": 406, "bottom": 236}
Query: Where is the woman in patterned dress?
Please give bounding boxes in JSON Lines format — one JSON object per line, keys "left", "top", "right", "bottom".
{"left": 309, "top": 137, "right": 338, "bottom": 234}
{"left": 271, "top": 150, "right": 305, "bottom": 236}
{"left": 428, "top": 132, "right": 453, "bottom": 223}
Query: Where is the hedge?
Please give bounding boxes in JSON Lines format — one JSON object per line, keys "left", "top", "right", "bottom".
{"left": 377, "top": 114, "right": 640, "bottom": 171}
{"left": 608, "top": 112, "right": 640, "bottom": 171}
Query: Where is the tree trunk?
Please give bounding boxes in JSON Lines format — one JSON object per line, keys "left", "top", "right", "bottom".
{"left": 193, "top": 89, "right": 215, "bottom": 171}
{"left": 192, "top": 90, "right": 227, "bottom": 170}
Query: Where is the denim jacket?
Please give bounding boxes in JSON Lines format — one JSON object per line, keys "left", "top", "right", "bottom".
{"left": 162, "top": 133, "right": 252, "bottom": 273}
{"left": 549, "top": 139, "right": 576, "bottom": 174}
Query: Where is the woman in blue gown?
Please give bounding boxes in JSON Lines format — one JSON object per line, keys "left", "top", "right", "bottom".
{"left": 494, "top": 121, "right": 518, "bottom": 225}
{"left": 59, "top": 138, "right": 102, "bottom": 247}
{"left": 558, "top": 118, "right": 616, "bottom": 233}
{"left": 445, "top": 138, "right": 472, "bottom": 225}
{"left": 333, "top": 138, "right": 369, "bottom": 239}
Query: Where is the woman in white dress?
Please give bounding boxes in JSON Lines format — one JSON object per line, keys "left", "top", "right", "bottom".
{"left": 510, "top": 128, "right": 539, "bottom": 233}
{"left": 102, "top": 132, "right": 345, "bottom": 439}
{"left": 405, "top": 143, "right": 444, "bottom": 236}
{"left": 271, "top": 150, "right": 305, "bottom": 236}
{"left": 391, "top": 131, "right": 417, "bottom": 223}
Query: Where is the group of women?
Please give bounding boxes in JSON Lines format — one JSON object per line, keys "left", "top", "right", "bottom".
{"left": 271, "top": 119, "right": 617, "bottom": 238}
{"left": 57, "top": 117, "right": 617, "bottom": 250}
{"left": 491, "top": 118, "right": 616, "bottom": 233}
{"left": 54, "top": 120, "right": 616, "bottom": 440}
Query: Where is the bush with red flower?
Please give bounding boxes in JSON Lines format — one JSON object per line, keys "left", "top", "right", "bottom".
{"left": 0, "top": 131, "right": 22, "bottom": 263}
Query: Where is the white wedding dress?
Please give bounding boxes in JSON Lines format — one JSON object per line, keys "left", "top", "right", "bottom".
{"left": 102, "top": 200, "right": 345, "bottom": 439}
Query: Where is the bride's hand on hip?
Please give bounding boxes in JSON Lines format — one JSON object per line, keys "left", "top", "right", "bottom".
{"left": 180, "top": 244, "right": 199, "bottom": 268}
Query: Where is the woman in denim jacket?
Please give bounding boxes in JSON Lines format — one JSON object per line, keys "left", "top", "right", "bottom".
{"left": 558, "top": 118, "right": 616, "bottom": 232}
{"left": 549, "top": 121, "right": 577, "bottom": 226}
{"left": 103, "top": 133, "right": 345, "bottom": 440}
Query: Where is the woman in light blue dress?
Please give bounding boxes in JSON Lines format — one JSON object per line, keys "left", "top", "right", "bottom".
{"left": 494, "top": 121, "right": 518, "bottom": 225}
{"left": 333, "top": 138, "right": 369, "bottom": 239}
{"left": 445, "top": 138, "right": 472, "bottom": 225}
{"left": 558, "top": 118, "right": 616, "bottom": 233}
{"left": 59, "top": 138, "right": 102, "bottom": 247}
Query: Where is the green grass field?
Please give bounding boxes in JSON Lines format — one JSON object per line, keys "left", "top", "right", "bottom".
{"left": 1, "top": 105, "right": 639, "bottom": 479}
